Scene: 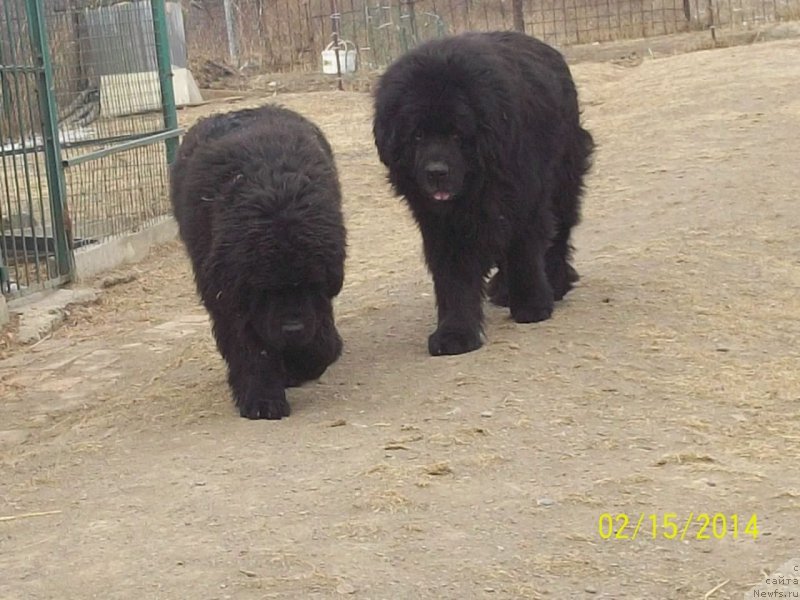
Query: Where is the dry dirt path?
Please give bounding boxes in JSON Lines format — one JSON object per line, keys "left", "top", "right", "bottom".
{"left": 1, "top": 38, "right": 799, "bottom": 599}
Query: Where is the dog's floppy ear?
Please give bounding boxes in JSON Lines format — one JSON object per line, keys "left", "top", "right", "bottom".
{"left": 325, "top": 259, "right": 345, "bottom": 298}
{"left": 373, "top": 76, "right": 408, "bottom": 167}
{"left": 372, "top": 109, "right": 397, "bottom": 167}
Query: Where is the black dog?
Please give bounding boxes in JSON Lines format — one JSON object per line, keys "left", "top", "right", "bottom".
{"left": 373, "top": 31, "right": 594, "bottom": 356}
{"left": 170, "top": 105, "right": 346, "bottom": 419}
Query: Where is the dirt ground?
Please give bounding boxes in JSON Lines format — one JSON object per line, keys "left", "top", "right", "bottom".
{"left": 1, "top": 38, "right": 799, "bottom": 599}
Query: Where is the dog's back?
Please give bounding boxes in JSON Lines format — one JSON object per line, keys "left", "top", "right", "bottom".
{"left": 169, "top": 104, "right": 346, "bottom": 418}
{"left": 169, "top": 104, "right": 343, "bottom": 292}
{"left": 170, "top": 105, "right": 332, "bottom": 219}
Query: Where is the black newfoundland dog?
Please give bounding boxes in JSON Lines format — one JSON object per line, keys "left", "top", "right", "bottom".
{"left": 373, "top": 31, "right": 594, "bottom": 356}
{"left": 170, "top": 105, "right": 346, "bottom": 419}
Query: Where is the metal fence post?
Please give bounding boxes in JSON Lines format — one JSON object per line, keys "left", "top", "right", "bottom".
{"left": 25, "top": 0, "right": 73, "bottom": 277}
{"left": 329, "top": 0, "right": 344, "bottom": 91}
{"left": 150, "top": 0, "right": 179, "bottom": 164}
{"left": 512, "top": 0, "right": 526, "bottom": 32}
{"left": 223, "top": 0, "right": 240, "bottom": 66}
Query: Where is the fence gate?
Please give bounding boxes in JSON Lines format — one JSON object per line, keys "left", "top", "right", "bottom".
{"left": 48, "top": 0, "right": 180, "bottom": 254}
{"left": 1, "top": 0, "right": 72, "bottom": 297}
{"left": 1, "top": 0, "right": 180, "bottom": 299}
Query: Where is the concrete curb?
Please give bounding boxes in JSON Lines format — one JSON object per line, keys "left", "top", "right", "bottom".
{"left": 74, "top": 216, "right": 178, "bottom": 282}
{"left": 0, "top": 294, "right": 8, "bottom": 329}
{"left": 7, "top": 287, "right": 100, "bottom": 344}
{"left": 1, "top": 215, "right": 178, "bottom": 340}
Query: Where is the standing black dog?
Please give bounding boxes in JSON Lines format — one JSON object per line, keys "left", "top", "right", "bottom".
{"left": 170, "top": 105, "right": 346, "bottom": 419}
{"left": 373, "top": 31, "right": 594, "bottom": 356}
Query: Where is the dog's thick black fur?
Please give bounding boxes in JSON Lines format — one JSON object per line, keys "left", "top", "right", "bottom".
{"left": 170, "top": 105, "right": 346, "bottom": 419}
{"left": 373, "top": 31, "right": 594, "bottom": 356}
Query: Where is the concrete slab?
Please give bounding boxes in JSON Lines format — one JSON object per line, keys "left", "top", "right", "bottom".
{"left": 100, "top": 67, "right": 203, "bottom": 116}
{"left": 0, "top": 294, "right": 8, "bottom": 329}
{"left": 0, "top": 428, "right": 30, "bottom": 450}
{"left": 73, "top": 216, "right": 178, "bottom": 281}
{"left": 8, "top": 288, "right": 100, "bottom": 344}
{"left": 1, "top": 215, "right": 177, "bottom": 340}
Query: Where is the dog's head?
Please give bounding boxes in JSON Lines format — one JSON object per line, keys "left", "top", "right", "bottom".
{"left": 374, "top": 81, "right": 479, "bottom": 207}
{"left": 373, "top": 36, "right": 517, "bottom": 209}
{"left": 234, "top": 183, "right": 343, "bottom": 350}
{"left": 204, "top": 145, "right": 345, "bottom": 352}
{"left": 248, "top": 282, "right": 334, "bottom": 350}
{"left": 408, "top": 115, "right": 475, "bottom": 204}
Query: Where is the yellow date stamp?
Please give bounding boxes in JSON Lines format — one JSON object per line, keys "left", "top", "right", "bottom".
{"left": 597, "top": 512, "right": 759, "bottom": 541}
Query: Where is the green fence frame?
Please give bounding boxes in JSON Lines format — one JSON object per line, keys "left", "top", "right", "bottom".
{"left": 52, "top": 0, "right": 181, "bottom": 253}
{"left": 1, "top": 0, "right": 72, "bottom": 295}
{"left": 1, "top": 0, "right": 179, "bottom": 299}
{"left": 151, "top": 0, "right": 179, "bottom": 166}
{"left": 26, "top": 0, "right": 72, "bottom": 279}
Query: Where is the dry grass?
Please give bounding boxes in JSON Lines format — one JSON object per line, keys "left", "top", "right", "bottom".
{"left": 779, "top": 3, "right": 800, "bottom": 18}
{"left": 228, "top": 551, "right": 344, "bottom": 595}
{"left": 0, "top": 86, "right": 35, "bottom": 144}
{"left": 0, "top": 509, "right": 62, "bottom": 522}
{"left": 1, "top": 44, "right": 800, "bottom": 597}
{"left": 357, "top": 488, "right": 416, "bottom": 513}
{"left": 181, "top": 0, "right": 800, "bottom": 76}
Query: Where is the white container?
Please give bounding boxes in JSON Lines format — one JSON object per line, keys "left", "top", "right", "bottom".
{"left": 321, "top": 40, "right": 357, "bottom": 75}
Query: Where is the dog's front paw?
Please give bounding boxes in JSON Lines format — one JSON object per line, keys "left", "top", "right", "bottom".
{"left": 510, "top": 302, "right": 553, "bottom": 324}
{"left": 428, "top": 327, "right": 483, "bottom": 356}
{"left": 237, "top": 383, "right": 290, "bottom": 420}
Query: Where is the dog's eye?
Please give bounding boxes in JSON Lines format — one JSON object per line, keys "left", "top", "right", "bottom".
{"left": 414, "top": 132, "right": 423, "bottom": 142}
{"left": 451, "top": 133, "right": 460, "bottom": 141}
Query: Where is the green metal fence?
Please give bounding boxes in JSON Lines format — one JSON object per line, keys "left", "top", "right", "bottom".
{"left": 321, "top": 2, "right": 449, "bottom": 72}
{"left": 1, "top": 0, "right": 71, "bottom": 295}
{"left": 0, "top": 0, "right": 179, "bottom": 298}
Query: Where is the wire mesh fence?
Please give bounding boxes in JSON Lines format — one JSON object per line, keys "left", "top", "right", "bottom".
{"left": 182, "top": 0, "right": 451, "bottom": 72}
{"left": 700, "top": 0, "right": 799, "bottom": 28}
{"left": 1, "top": 0, "right": 179, "bottom": 298}
{"left": 183, "top": 0, "right": 800, "bottom": 73}
{"left": 1, "top": 0, "right": 71, "bottom": 296}
{"left": 46, "top": 0, "right": 177, "bottom": 244}
{"left": 521, "top": 0, "right": 691, "bottom": 44}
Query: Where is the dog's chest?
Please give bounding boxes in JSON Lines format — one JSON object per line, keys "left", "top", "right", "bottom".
{"left": 481, "top": 204, "right": 514, "bottom": 243}
{"left": 459, "top": 207, "right": 513, "bottom": 262}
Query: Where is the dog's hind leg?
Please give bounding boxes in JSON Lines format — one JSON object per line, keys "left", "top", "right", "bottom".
{"left": 505, "top": 196, "right": 556, "bottom": 324}
{"left": 545, "top": 228, "right": 579, "bottom": 302}
{"left": 506, "top": 229, "right": 554, "bottom": 324}
{"left": 487, "top": 265, "right": 510, "bottom": 307}
{"left": 546, "top": 126, "right": 593, "bottom": 300}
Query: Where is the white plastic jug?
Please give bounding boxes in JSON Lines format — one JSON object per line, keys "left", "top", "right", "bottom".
{"left": 321, "top": 40, "right": 357, "bottom": 75}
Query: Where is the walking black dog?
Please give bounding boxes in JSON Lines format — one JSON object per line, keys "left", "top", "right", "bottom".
{"left": 170, "top": 105, "right": 346, "bottom": 419}
{"left": 373, "top": 32, "right": 594, "bottom": 355}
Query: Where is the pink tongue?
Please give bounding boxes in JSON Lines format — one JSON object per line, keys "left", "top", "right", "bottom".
{"left": 433, "top": 192, "right": 451, "bottom": 201}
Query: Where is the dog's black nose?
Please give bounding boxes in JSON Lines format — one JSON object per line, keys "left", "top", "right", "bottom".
{"left": 425, "top": 162, "right": 449, "bottom": 183}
